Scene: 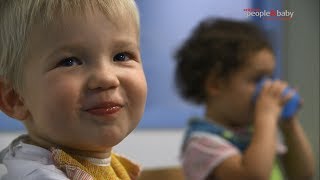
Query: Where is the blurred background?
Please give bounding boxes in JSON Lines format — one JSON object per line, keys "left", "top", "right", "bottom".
{"left": 0, "top": 0, "right": 319, "bottom": 178}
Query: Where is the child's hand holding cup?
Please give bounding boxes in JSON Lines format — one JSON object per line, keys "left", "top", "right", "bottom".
{"left": 253, "top": 78, "right": 301, "bottom": 120}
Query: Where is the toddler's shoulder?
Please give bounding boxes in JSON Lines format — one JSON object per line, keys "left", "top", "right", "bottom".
{"left": 184, "top": 131, "right": 240, "bottom": 157}
{"left": 0, "top": 135, "right": 68, "bottom": 180}
{"left": 181, "top": 132, "right": 240, "bottom": 180}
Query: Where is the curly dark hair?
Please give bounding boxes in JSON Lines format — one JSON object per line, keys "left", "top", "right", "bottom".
{"left": 174, "top": 18, "right": 273, "bottom": 104}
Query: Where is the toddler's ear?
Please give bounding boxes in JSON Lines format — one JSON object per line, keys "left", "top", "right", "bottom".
{"left": 0, "top": 79, "right": 29, "bottom": 121}
{"left": 205, "top": 72, "right": 221, "bottom": 96}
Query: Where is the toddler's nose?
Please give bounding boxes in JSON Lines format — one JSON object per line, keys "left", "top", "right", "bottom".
{"left": 87, "top": 64, "right": 120, "bottom": 91}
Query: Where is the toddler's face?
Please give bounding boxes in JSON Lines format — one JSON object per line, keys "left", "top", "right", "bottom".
{"left": 20, "top": 9, "right": 147, "bottom": 154}
{"left": 216, "top": 49, "right": 275, "bottom": 126}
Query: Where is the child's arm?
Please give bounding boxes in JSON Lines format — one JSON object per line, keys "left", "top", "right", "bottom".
{"left": 209, "top": 112, "right": 278, "bottom": 180}
{"left": 280, "top": 116, "right": 315, "bottom": 180}
{"left": 208, "top": 80, "right": 285, "bottom": 180}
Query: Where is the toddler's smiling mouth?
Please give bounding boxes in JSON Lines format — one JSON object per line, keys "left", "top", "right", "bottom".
{"left": 84, "top": 102, "right": 123, "bottom": 116}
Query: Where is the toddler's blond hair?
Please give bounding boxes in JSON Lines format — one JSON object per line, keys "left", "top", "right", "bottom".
{"left": 0, "top": 0, "right": 140, "bottom": 93}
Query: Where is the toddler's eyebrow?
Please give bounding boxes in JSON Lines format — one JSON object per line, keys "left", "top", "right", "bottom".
{"left": 46, "top": 44, "right": 86, "bottom": 59}
{"left": 45, "top": 39, "right": 140, "bottom": 59}
{"left": 113, "top": 40, "right": 140, "bottom": 50}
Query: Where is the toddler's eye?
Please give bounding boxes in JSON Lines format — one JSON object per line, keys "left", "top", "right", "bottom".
{"left": 57, "top": 57, "right": 83, "bottom": 67}
{"left": 113, "top": 52, "right": 130, "bottom": 62}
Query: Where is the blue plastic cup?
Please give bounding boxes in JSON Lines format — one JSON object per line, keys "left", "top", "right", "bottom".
{"left": 253, "top": 78, "right": 301, "bottom": 119}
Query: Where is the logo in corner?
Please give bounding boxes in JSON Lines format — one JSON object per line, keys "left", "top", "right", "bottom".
{"left": 244, "top": 8, "right": 294, "bottom": 20}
